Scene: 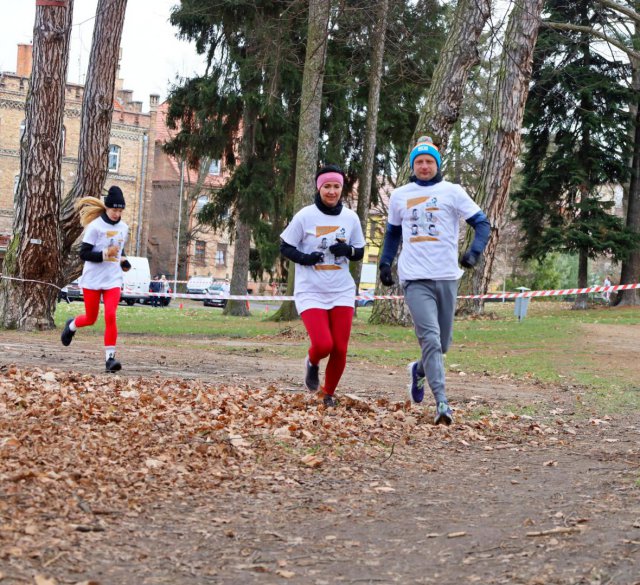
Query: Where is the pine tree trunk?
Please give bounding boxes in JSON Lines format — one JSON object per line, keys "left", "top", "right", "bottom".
{"left": 59, "top": 0, "right": 127, "bottom": 282}
{"left": 574, "top": 248, "right": 589, "bottom": 309}
{"left": 270, "top": 0, "right": 330, "bottom": 322}
{"left": 459, "top": 0, "right": 545, "bottom": 314}
{"left": 225, "top": 98, "right": 256, "bottom": 317}
{"left": 370, "top": 0, "right": 490, "bottom": 326}
{"left": 618, "top": 19, "right": 640, "bottom": 306}
{"left": 406, "top": 0, "right": 491, "bottom": 163}
{"left": 0, "top": 0, "right": 74, "bottom": 330}
{"left": 353, "top": 0, "right": 389, "bottom": 292}
{"left": 224, "top": 219, "right": 251, "bottom": 316}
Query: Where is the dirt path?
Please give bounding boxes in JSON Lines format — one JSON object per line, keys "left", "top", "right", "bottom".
{"left": 0, "top": 329, "right": 551, "bottom": 405}
{"left": 1, "top": 327, "right": 639, "bottom": 585}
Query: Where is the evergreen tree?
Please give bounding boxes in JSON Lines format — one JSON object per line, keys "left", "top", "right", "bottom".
{"left": 165, "top": 0, "right": 306, "bottom": 311}
{"left": 514, "top": 0, "right": 637, "bottom": 308}
{"left": 165, "top": 0, "right": 448, "bottom": 299}
{"left": 320, "top": 0, "right": 447, "bottom": 194}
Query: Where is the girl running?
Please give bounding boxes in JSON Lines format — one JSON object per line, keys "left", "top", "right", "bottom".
{"left": 280, "top": 165, "right": 366, "bottom": 406}
{"left": 60, "top": 186, "right": 131, "bottom": 372}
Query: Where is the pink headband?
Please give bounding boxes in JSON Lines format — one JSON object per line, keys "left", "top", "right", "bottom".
{"left": 316, "top": 172, "right": 344, "bottom": 191}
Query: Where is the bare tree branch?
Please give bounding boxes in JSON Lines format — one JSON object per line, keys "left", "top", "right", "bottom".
{"left": 543, "top": 21, "right": 640, "bottom": 60}
{"left": 596, "top": 0, "right": 640, "bottom": 25}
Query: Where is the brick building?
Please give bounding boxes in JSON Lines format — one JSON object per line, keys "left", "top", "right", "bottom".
{"left": 149, "top": 102, "right": 234, "bottom": 281}
{"left": 0, "top": 44, "right": 157, "bottom": 261}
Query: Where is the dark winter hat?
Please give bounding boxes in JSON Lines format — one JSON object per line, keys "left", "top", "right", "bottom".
{"left": 104, "top": 185, "right": 125, "bottom": 209}
{"left": 315, "top": 164, "right": 345, "bottom": 191}
{"left": 410, "top": 136, "right": 441, "bottom": 170}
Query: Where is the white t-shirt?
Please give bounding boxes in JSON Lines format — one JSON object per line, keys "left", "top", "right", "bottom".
{"left": 78, "top": 216, "right": 129, "bottom": 291}
{"left": 388, "top": 180, "right": 481, "bottom": 281}
{"left": 280, "top": 204, "right": 366, "bottom": 313}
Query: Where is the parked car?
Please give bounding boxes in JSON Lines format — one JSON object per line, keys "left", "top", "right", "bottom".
{"left": 59, "top": 280, "right": 83, "bottom": 303}
{"left": 120, "top": 256, "right": 151, "bottom": 305}
{"left": 186, "top": 276, "right": 215, "bottom": 296}
{"left": 203, "top": 283, "right": 228, "bottom": 308}
{"left": 356, "top": 298, "right": 374, "bottom": 307}
{"left": 356, "top": 289, "right": 375, "bottom": 307}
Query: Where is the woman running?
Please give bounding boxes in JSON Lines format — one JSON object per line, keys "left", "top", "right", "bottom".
{"left": 60, "top": 186, "right": 131, "bottom": 372}
{"left": 280, "top": 165, "right": 366, "bottom": 406}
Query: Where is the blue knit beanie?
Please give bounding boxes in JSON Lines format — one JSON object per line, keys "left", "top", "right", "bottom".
{"left": 410, "top": 137, "right": 441, "bottom": 170}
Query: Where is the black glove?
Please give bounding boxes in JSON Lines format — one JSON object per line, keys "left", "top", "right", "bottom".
{"left": 460, "top": 250, "right": 479, "bottom": 269}
{"left": 120, "top": 258, "right": 132, "bottom": 272}
{"left": 379, "top": 263, "right": 394, "bottom": 287}
{"left": 300, "top": 251, "right": 325, "bottom": 266}
{"left": 329, "top": 242, "right": 353, "bottom": 258}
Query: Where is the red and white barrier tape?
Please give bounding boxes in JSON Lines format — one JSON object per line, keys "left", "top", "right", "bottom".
{"left": 457, "top": 282, "right": 640, "bottom": 300}
{"left": 146, "top": 282, "right": 640, "bottom": 302}
{"left": 2, "top": 274, "right": 636, "bottom": 302}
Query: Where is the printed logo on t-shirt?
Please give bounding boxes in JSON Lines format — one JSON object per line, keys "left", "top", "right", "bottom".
{"left": 406, "top": 197, "right": 440, "bottom": 243}
{"left": 105, "top": 231, "right": 123, "bottom": 262}
{"left": 314, "top": 225, "right": 346, "bottom": 270}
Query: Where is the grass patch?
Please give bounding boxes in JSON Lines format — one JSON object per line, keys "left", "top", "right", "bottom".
{"left": 581, "top": 385, "right": 640, "bottom": 415}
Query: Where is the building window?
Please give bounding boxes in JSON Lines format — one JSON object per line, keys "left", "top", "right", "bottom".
{"left": 194, "top": 240, "right": 206, "bottom": 265}
{"left": 19, "top": 120, "right": 26, "bottom": 141}
{"left": 13, "top": 176, "right": 20, "bottom": 196}
{"left": 208, "top": 160, "right": 221, "bottom": 175}
{"left": 215, "top": 243, "right": 227, "bottom": 266}
{"left": 195, "top": 195, "right": 208, "bottom": 213}
{"left": 108, "top": 145, "right": 121, "bottom": 172}
{"left": 61, "top": 126, "right": 66, "bottom": 155}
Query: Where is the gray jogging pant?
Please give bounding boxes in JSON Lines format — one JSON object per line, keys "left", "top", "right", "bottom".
{"left": 403, "top": 279, "right": 459, "bottom": 405}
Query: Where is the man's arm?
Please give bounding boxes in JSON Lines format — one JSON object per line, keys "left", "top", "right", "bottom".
{"left": 378, "top": 223, "right": 402, "bottom": 286}
{"left": 461, "top": 211, "right": 491, "bottom": 268}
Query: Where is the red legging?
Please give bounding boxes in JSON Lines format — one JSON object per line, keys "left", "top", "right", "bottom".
{"left": 76, "top": 287, "right": 121, "bottom": 346}
{"left": 300, "top": 306, "right": 354, "bottom": 396}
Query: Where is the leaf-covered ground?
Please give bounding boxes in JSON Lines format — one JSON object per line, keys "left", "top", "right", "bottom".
{"left": 1, "top": 329, "right": 639, "bottom": 585}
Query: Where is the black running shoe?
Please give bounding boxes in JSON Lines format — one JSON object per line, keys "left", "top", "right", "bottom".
{"left": 61, "top": 318, "right": 76, "bottom": 346}
{"left": 323, "top": 394, "right": 336, "bottom": 408}
{"left": 304, "top": 356, "right": 319, "bottom": 391}
{"left": 105, "top": 357, "right": 122, "bottom": 373}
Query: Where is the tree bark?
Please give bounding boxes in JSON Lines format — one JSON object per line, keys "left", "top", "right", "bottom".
{"left": 404, "top": 0, "right": 491, "bottom": 171}
{"left": 224, "top": 219, "right": 252, "bottom": 316}
{"left": 0, "top": 0, "right": 74, "bottom": 330}
{"left": 353, "top": 0, "right": 389, "bottom": 292}
{"left": 459, "top": 0, "right": 545, "bottom": 314}
{"left": 60, "top": 0, "right": 128, "bottom": 281}
{"left": 370, "top": 0, "right": 491, "bottom": 326}
{"left": 270, "top": 0, "right": 330, "bottom": 322}
{"left": 574, "top": 248, "right": 590, "bottom": 309}
{"left": 617, "top": 9, "right": 640, "bottom": 306}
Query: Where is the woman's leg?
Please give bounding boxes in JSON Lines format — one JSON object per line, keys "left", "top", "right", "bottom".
{"left": 74, "top": 289, "right": 101, "bottom": 328}
{"left": 322, "top": 306, "right": 354, "bottom": 395}
{"left": 300, "top": 309, "right": 333, "bottom": 364}
{"left": 102, "top": 287, "right": 121, "bottom": 348}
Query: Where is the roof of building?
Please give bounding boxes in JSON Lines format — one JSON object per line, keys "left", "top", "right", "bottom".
{"left": 153, "top": 101, "right": 230, "bottom": 189}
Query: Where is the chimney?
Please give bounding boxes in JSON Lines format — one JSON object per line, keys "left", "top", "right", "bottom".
{"left": 16, "top": 44, "right": 33, "bottom": 78}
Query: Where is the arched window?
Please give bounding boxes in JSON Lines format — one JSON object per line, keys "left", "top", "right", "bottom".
{"left": 108, "top": 145, "right": 121, "bottom": 172}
